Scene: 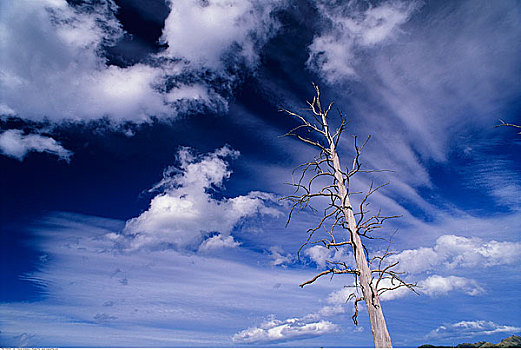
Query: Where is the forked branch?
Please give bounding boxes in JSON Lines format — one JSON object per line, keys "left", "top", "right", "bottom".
{"left": 282, "top": 84, "right": 416, "bottom": 348}
{"left": 299, "top": 266, "right": 359, "bottom": 288}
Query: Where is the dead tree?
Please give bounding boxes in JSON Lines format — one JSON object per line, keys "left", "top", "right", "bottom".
{"left": 496, "top": 120, "right": 521, "bottom": 135}
{"left": 281, "top": 84, "right": 416, "bottom": 348}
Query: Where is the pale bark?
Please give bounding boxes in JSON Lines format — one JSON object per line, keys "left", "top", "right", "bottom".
{"left": 281, "top": 84, "right": 417, "bottom": 347}
{"left": 324, "top": 113, "right": 392, "bottom": 348}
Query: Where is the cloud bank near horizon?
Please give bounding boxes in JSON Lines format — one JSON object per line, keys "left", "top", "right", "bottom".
{"left": 0, "top": 213, "right": 341, "bottom": 347}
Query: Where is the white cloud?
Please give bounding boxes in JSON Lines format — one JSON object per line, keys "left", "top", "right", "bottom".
{"left": 377, "top": 278, "right": 416, "bottom": 301}
{"left": 323, "top": 278, "right": 414, "bottom": 304}
{"left": 160, "top": 0, "right": 282, "bottom": 70}
{"left": 320, "top": 274, "right": 480, "bottom": 304}
{"left": 0, "top": 213, "right": 325, "bottom": 347}
{"left": 420, "top": 275, "right": 484, "bottom": 297}
{"left": 0, "top": 104, "right": 16, "bottom": 116}
{"left": 326, "top": 287, "right": 352, "bottom": 305}
{"left": 305, "top": 0, "right": 521, "bottom": 208}
{"left": 314, "top": 288, "right": 355, "bottom": 317}
{"left": 304, "top": 246, "right": 331, "bottom": 268}
{"left": 304, "top": 246, "right": 353, "bottom": 269}
{"left": 235, "top": 269, "right": 486, "bottom": 344}
{"left": 0, "top": 0, "right": 284, "bottom": 122}
{"left": 392, "top": 235, "right": 521, "bottom": 274}
{"left": 268, "top": 246, "right": 294, "bottom": 267}
{"left": 307, "top": 0, "right": 419, "bottom": 82}
{"left": 199, "top": 234, "right": 240, "bottom": 251}
{"left": 233, "top": 276, "right": 366, "bottom": 344}
{"left": 232, "top": 315, "right": 339, "bottom": 344}
{"left": 0, "top": 0, "right": 170, "bottom": 121}
{"left": 122, "top": 146, "right": 280, "bottom": 250}
{"left": 359, "top": 0, "right": 521, "bottom": 163}
{"left": 461, "top": 156, "right": 521, "bottom": 209}
{"left": 0, "top": 129, "right": 72, "bottom": 161}
{"left": 317, "top": 305, "right": 345, "bottom": 317}
{"left": 427, "top": 320, "right": 521, "bottom": 340}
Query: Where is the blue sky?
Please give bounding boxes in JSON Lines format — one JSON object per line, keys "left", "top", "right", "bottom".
{"left": 0, "top": 0, "right": 520, "bottom": 347}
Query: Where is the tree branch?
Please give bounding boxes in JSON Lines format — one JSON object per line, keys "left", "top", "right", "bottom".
{"left": 299, "top": 267, "right": 359, "bottom": 288}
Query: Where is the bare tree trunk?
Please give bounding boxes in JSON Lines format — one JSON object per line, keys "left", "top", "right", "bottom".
{"left": 282, "top": 85, "right": 415, "bottom": 347}
{"left": 325, "top": 117, "right": 393, "bottom": 348}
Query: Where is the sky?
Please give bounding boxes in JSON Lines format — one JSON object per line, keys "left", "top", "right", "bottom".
{"left": 0, "top": 0, "right": 520, "bottom": 347}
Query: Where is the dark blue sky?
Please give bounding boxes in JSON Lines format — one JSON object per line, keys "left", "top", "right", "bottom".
{"left": 1, "top": 0, "right": 520, "bottom": 347}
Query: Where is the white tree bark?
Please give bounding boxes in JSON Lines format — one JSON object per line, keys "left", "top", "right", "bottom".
{"left": 324, "top": 115, "right": 392, "bottom": 348}
{"left": 282, "top": 84, "right": 416, "bottom": 348}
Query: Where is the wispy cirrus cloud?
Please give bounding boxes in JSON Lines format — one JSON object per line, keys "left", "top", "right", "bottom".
{"left": 303, "top": 0, "right": 521, "bottom": 231}
{"left": 0, "top": 213, "right": 325, "bottom": 347}
{"left": 354, "top": 0, "right": 521, "bottom": 163}
{"left": 459, "top": 153, "right": 521, "bottom": 209}
{"left": 307, "top": 0, "right": 419, "bottom": 82}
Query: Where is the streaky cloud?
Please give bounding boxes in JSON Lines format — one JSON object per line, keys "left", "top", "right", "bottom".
{"left": 307, "top": 0, "right": 420, "bottom": 82}
{"left": 0, "top": 212, "right": 327, "bottom": 347}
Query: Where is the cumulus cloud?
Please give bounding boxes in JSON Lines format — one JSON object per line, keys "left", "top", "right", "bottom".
{"left": 420, "top": 275, "right": 484, "bottom": 297}
{"left": 160, "top": 0, "right": 282, "bottom": 70}
{"left": 318, "top": 272, "right": 482, "bottom": 304}
{"left": 0, "top": 129, "right": 72, "bottom": 161}
{"left": 304, "top": 245, "right": 353, "bottom": 269}
{"left": 0, "top": 0, "right": 169, "bottom": 121}
{"left": 376, "top": 278, "right": 416, "bottom": 301}
{"left": 427, "top": 320, "right": 521, "bottom": 340}
{"left": 234, "top": 270, "right": 487, "bottom": 344}
{"left": 324, "top": 277, "right": 414, "bottom": 304}
{"left": 307, "top": 0, "right": 419, "bottom": 82}
{"left": 392, "top": 235, "right": 521, "bottom": 274}
{"left": 304, "top": 246, "right": 331, "bottom": 268}
{"left": 233, "top": 280, "right": 372, "bottom": 345}
{"left": 232, "top": 315, "right": 339, "bottom": 344}
{"left": 199, "top": 234, "right": 240, "bottom": 251}
{"left": 122, "top": 146, "right": 280, "bottom": 250}
{"left": 326, "top": 287, "right": 352, "bottom": 305}
{"left": 0, "top": 0, "right": 284, "bottom": 122}
{"left": 296, "top": 235, "right": 502, "bottom": 303}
